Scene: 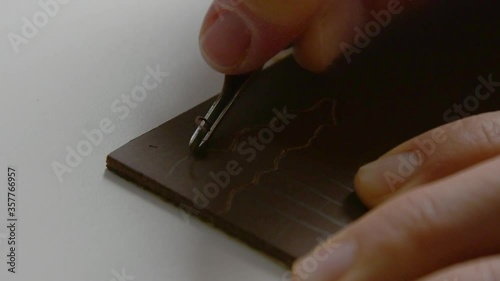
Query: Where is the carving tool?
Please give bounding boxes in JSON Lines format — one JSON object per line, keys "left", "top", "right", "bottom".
{"left": 189, "top": 74, "right": 252, "bottom": 155}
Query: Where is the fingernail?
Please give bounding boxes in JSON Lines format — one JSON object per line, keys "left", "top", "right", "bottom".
{"left": 200, "top": 9, "right": 251, "bottom": 70}
{"left": 292, "top": 239, "right": 357, "bottom": 281}
{"left": 356, "top": 151, "right": 425, "bottom": 196}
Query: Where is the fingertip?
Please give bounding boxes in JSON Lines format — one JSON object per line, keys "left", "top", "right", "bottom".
{"left": 354, "top": 154, "right": 405, "bottom": 208}
{"left": 354, "top": 167, "right": 381, "bottom": 208}
{"left": 294, "top": 0, "right": 365, "bottom": 72}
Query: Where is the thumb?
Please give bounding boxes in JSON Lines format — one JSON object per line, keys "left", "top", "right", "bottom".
{"left": 292, "top": 155, "right": 500, "bottom": 281}
{"left": 199, "top": 0, "right": 324, "bottom": 74}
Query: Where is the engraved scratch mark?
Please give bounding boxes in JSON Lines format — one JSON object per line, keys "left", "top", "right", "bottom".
{"left": 329, "top": 178, "right": 354, "bottom": 192}
{"left": 208, "top": 125, "right": 269, "bottom": 154}
{"left": 218, "top": 99, "right": 338, "bottom": 214}
{"left": 208, "top": 97, "right": 338, "bottom": 154}
{"left": 270, "top": 189, "right": 347, "bottom": 227}
{"left": 278, "top": 172, "right": 344, "bottom": 206}
{"left": 251, "top": 197, "right": 331, "bottom": 236}
{"left": 165, "top": 156, "right": 191, "bottom": 179}
{"left": 308, "top": 186, "right": 343, "bottom": 206}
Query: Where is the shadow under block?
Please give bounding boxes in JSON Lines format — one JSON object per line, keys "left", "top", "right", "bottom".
{"left": 107, "top": 0, "right": 500, "bottom": 267}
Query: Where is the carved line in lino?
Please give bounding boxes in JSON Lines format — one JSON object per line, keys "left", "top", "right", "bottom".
{"left": 218, "top": 98, "right": 338, "bottom": 214}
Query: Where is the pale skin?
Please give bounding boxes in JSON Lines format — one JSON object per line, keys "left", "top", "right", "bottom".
{"left": 199, "top": 0, "right": 500, "bottom": 280}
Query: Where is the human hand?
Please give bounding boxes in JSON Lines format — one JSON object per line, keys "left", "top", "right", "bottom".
{"left": 199, "top": 0, "right": 423, "bottom": 74}
{"left": 290, "top": 112, "right": 500, "bottom": 281}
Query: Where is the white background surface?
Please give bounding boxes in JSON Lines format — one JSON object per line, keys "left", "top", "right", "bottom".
{"left": 0, "top": 1, "right": 285, "bottom": 280}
